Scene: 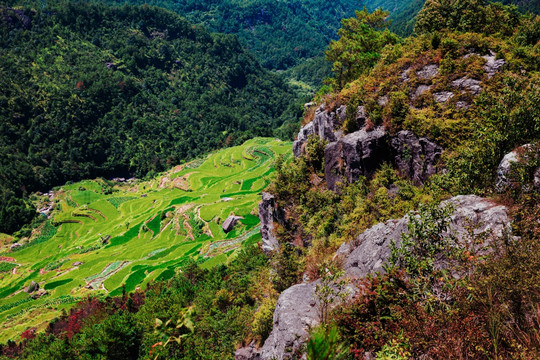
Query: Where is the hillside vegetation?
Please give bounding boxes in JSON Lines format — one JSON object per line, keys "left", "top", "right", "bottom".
{"left": 0, "top": 1, "right": 299, "bottom": 234}
{"left": 266, "top": 1, "right": 540, "bottom": 358}
{"left": 1, "top": 0, "right": 539, "bottom": 359}
{"left": 0, "top": 138, "right": 290, "bottom": 345}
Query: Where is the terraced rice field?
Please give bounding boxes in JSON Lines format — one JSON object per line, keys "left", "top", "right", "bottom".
{"left": 0, "top": 138, "right": 291, "bottom": 342}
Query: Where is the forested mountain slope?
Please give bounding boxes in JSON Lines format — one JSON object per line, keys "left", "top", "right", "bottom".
{"left": 0, "top": 1, "right": 298, "bottom": 234}
{"left": 105, "top": 0, "right": 361, "bottom": 71}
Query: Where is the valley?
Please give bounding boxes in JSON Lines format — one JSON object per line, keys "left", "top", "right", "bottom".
{"left": 0, "top": 138, "right": 290, "bottom": 342}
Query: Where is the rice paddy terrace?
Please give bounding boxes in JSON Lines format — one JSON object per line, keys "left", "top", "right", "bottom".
{"left": 0, "top": 138, "right": 291, "bottom": 342}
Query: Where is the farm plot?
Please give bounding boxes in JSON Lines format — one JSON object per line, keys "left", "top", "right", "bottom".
{"left": 0, "top": 138, "right": 291, "bottom": 342}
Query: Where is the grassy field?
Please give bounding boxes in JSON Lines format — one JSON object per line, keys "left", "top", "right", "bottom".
{"left": 0, "top": 138, "right": 291, "bottom": 342}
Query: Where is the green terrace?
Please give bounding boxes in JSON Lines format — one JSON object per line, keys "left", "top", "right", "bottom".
{"left": 0, "top": 137, "right": 291, "bottom": 342}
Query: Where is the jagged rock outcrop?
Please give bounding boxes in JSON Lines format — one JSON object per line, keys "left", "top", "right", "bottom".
{"left": 483, "top": 51, "right": 506, "bottom": 78}
{"left": 452, "top": 77, "right": 482, "bottom": 95}
{"left": 495, "top": 144, "right": 539, "bottom": 193}
{"left": 258, "top": 193, "right": 283, "bottom": 254}
{"left": 324, "top": 127, "right": 390, "bottom": 191}
{"left": 293, "top": 105, "right": 347, "bottom": 158}
{"left": 260, "top": 195, "right": 511, "bottom": 359}
{"left": 337, "top": 195, "right": 510, "bottom": 278}
{"left": 292, "top": 122, "right": 314, "bottom": 157}
{"left": 294, "top": 106, "right": 443, "bottom": 189}
{"left": 390, "top": 130, "right": 443, "bottom": 185}
{"left": 223, "top": 215, "right": 243, "bottom": 233}
{"left": 235, "top": 342, "right": 261, "bottom": 360}
{"left": 313, "top": 105, "right": 346, "bottom": 143}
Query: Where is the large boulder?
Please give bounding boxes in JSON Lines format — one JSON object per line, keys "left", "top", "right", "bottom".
{"left": 337, "top": 195, "right": 510, "bottom": 278}
{"left": 260, "top": 283, "right": 319, "bottom": 360}
{"left": 495, "top": 148, "right": 522, "bottom": 192}
{"left": 261, "top": 195, "right": 511, "bottom": 360}
{"left": 324, "top": 127, "right": 390, "bottom": 191}
{"left": 258, "top": 193, "right": 283, "bottom": 254}
{"left": 24, "top": 281, "right": 39, "bottom": 294}
{"left": 390, "top": 130, "right": 443, "bottom": 185}
{"left": 223, "top": 216, "right": 243, "bottom": 233}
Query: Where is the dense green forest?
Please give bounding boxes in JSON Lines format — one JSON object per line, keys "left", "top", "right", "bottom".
{"left": 104, "top": 0, "right": 361, "bottom": 71}
{"left": 0, "top": 1, "right": 300, "bottom": 234}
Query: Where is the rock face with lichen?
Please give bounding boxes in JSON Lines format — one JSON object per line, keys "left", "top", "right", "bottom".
{"left": 259, "top": 196, "right": 511, "bottom": 359}
{"left": 390, "top": 130, "right": 443, "bottom": 185}
{"left": 260, "top": 283, "right": 319, "bottom": 360}
{"left": 324, "top": 127, "right": 390, "bottom": 191}
{"left": 258, "top": 193, "right": 284, "bottom": 254}
{"left": 295, "top": 106, "right": 443, "bottom": 190}
{"left": 337, "top": 195, "right": 510, "bottom": 279}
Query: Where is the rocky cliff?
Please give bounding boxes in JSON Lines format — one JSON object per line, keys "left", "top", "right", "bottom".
{"left": 254, "top": 195, "right": 511, "bottom": 360}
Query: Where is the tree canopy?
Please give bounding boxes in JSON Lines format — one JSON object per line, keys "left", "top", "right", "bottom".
{"left": 326, "top": 8, "right": 400, "bottom": 88}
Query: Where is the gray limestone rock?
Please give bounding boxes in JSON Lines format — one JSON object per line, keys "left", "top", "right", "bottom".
{"left": 390, "top": 130, "right": 443, "bottom": 185}
{"left": 433, "top": 91, "right": 454, "bottom": 103}
{"left": 235, "top": 342, "right": 261, "bottom": 360}
{"left": 223, "top": 215, "right": 243, "bottom": 233}
{"left": 495, "top": 144, "right": 539, "bottom": 192}
{"left": 414, "top": 85, "right": 431, "bottom": 98}
{"left": 293, "top": 122, "right": 314, "bottom": 157}
{"left": 452, "top": 77, "right": 482, "bottom": 95}
{"left": 496, "top": 148, "right": 521, "bottom": 192}
{"left": 338, "top": 195, "right": 510, "bottom": 279}
{"left": 483, "top": 51, "right": 506, "bottom": 78}
{"left": 400, "top": 67, "right": 411, "bottom": 82}
{"left": 324, "top": 127, "right": 390, "bottom": 191}
{"left": 456, "top": 101, "right": 469, "bottom": 109}
{"left": 261, "top": 195, "right": 511, "bottom": 360}
{"left": 355, "top": 106, "right": 369, "bottom": 129}
{"left": 260, "top": 283, "right": 319, "bottom": 360}
{"left": 312, "top": 105, "right": 346, "bottom": 143}
{"left": 258, "top": 193, "right": 282, "bottom": 254}
{"left": 416, "top": 64, "right": 439, "bottom": 79}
